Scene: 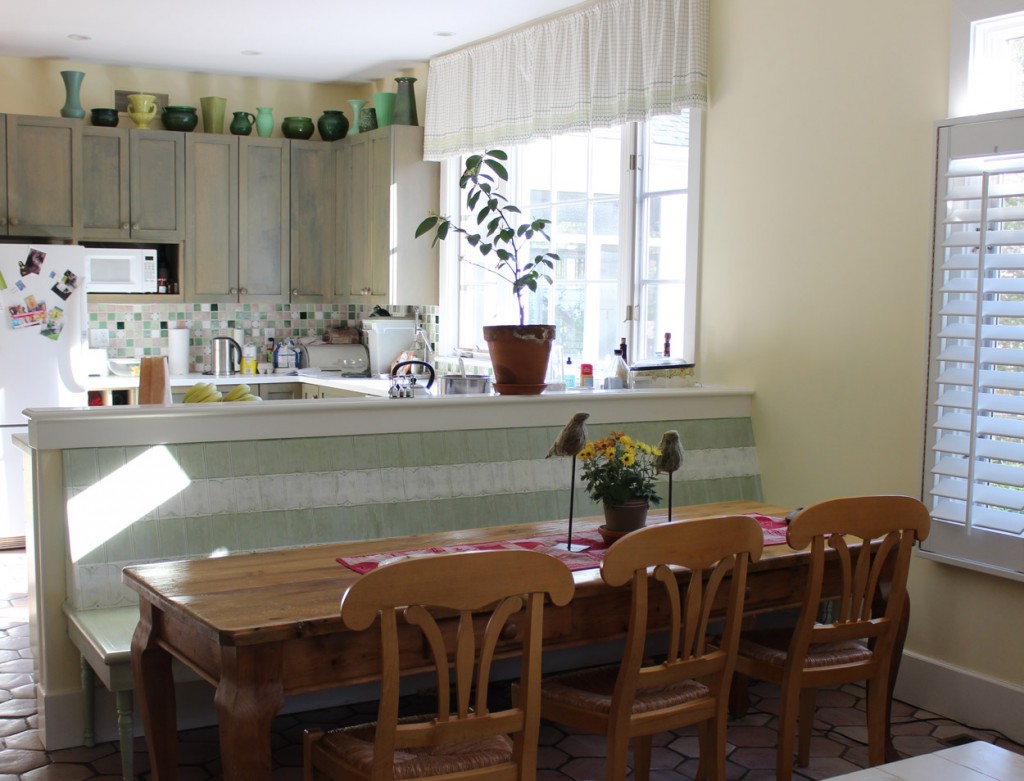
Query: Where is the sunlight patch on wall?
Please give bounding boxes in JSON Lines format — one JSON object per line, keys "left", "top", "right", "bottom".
{"left": 66, "top": 445, "right": 190, "bottom": 563}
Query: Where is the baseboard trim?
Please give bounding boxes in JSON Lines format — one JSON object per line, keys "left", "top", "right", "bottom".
{"left": 895, "top": 651, "right": 1024, "bottom": 745}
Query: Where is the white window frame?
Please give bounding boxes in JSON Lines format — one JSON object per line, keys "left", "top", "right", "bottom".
{"left": 437, "top": 111, "right": 704, "bottom": 366}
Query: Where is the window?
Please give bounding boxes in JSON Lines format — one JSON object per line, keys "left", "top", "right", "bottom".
{"left": 949, "top": 0, "right": 1024, "bottom": 116}
{"left": 439, "top": 111, "right": 702, "bottom": 367}
{"left": 923, "top": 111, "right": 1024, "bottom": 579}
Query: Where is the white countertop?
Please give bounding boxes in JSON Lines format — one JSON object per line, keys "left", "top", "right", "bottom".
{"left": 87, "top": 370, "right": 396, "bottom": 397}
{"left": 25, "top": 385, "right": 755, "bottom": 450}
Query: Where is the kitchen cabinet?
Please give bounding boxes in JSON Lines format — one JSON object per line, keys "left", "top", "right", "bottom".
{"left": 289, "top": 140, "right": 334, "bottom": 304}
{"left": 2, "top": 114, "right": 81, "bottom": 238}
{"left": 336, "top": 125, "right": 439, "bottom": 304}
{"left": 80, "top": 127, "right": 184, "bottom": 242}
{"left": 300, "top": 384, "right": 368, "bottom": 399}
{"left": 169, "top": 382, "right": 298, "bottom": 403}
{"left": 186, "top": 135, "right": 289, "bottom": 303}
{"left": 0, "top": 118, "right": 5, "bottom": 235}
{"left": 185, "top": 134, "right": 238, "bottom": 302}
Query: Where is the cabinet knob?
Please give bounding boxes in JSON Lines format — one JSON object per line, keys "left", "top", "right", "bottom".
{"left": 239, "top": 288, "right": 248, "bottom": 295}
{"left": 291, "top": 288, "right": 299, "bottom": 296}
{"left": 0, "top": 217, "right": 6, "bottom": 226}
{"left": 121, "top": 223, "right": 129, "bottom": 230}
{"left": 132, "top": 223, "right": 139, "bottom": 230}
{"left": 9, "top": 218, "right": 18, "bottom": 226}
{"left": 229, "top": 287, "right": 238, "bottom": 295}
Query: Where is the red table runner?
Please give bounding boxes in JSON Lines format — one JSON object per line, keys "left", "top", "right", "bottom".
{"left": 337, "top": 513, "right": 789, "bottom": 575}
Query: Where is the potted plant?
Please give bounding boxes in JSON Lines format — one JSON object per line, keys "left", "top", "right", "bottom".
{"left": 415, "top": 150, "right": 560, "bottom": 394}
{"left": 578, "top": 432, "right": 662, "bottom": 533}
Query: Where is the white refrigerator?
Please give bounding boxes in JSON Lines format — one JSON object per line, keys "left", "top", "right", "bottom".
{"left": 0, "top": 243, "right": 88, "bottom": 547}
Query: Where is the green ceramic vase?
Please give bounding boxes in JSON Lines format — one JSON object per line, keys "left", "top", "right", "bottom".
{"left": 162, "top": 106, "right": 198, "bottom": 132}
{"left": 393, "top": 76, "right": 418, "bottom": 126}
{"left": 230, "top": 111, "right": 255, "bottom": 136}
{"left": 317, "top": 110, "right": 349, "bottom": 141}
{"left": 281, "top": 116, "right": 315, "bottom": 139}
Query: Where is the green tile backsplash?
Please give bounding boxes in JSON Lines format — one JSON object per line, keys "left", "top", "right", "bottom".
{"left": 89, "top": 301, "right": 440, "bottom": 372}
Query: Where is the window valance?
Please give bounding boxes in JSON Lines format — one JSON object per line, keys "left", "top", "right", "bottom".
{"left": 422, "top": 0, "right": 708, "bottom": 161}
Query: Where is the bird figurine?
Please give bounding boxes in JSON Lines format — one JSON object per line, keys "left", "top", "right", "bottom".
{"left": 655, "top": 430, "right": 684, "bottom": 521}
{"left": 546, "top": 412, "right": 590, "bottom": 458}
{"left": 547, "top": 412, "right": 590, "bottom": 552}
{"left": 655, "top": 430, "right": 684, "bottom": 474}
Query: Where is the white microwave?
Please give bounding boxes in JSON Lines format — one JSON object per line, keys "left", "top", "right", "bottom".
{"left": 84, "top": 248, "right": 159, "bottom": 293}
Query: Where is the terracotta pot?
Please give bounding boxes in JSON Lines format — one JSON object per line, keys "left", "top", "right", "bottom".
{"left": 602, "top": 499, "right": 649, "bottom": 533}
{"left": 483, "top": 324, "right": 556, "bottom": 394}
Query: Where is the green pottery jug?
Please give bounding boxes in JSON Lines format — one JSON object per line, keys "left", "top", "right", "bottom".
{"left": 230, "top": 111, "right": 255, "bottom": 136}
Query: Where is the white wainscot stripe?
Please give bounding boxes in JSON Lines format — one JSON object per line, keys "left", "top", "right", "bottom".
{"left": 378, "top": 467, "right": 410, "bottom": 503}
{"left": 671, "top": 447, "right": 760, "bottom": 481}
{"left": 205, "top": 478, "right": 236, "bottom": 516}
{"left": 285, "top": 472, "right": 314, "bottom": 510}
{"left": 307, "top": 471, "right": 339, "bottom": 508}
{"left": 234, "top": 475, "right": 264, "bottom": 513}
{"left": 260, "top": 474, "right": 290, "bottom": 511}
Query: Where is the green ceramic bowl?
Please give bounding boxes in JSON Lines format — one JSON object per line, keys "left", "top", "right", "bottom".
{"left": 162, "top": 106, "right": 199, "bottom": 132}
{"left": 281, "top": 116, "right": 315, "bottom": 140}
{"left": 90, "top": 108, "right": 119, "bottom": 127}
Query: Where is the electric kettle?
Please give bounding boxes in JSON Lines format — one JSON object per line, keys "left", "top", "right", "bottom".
{"left": 211, "top": 336, "right": 241, "bottom": 376}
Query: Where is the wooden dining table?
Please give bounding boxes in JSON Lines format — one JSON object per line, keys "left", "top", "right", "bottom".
{"left": 123, "top": 499, "right": 907, "bottom": 780}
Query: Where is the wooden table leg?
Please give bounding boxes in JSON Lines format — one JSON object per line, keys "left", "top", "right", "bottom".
{"left": 131, "top": 600, "right": 178, "bottom": 781}
{"left": 214, "top": 644, "right": 285, "bottom": 781}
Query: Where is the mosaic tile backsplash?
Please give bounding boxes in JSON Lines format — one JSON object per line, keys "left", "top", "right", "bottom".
{"left": 89, "top": 302, "right": 440, "bottom": 373}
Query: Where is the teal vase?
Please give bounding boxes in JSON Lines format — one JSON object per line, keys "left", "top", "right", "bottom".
{"left": 60, "top": 70, "right": 85, "bottom": 119}
{"left": 373, "top": 92, "right": 396, "bottom": 127}
{"left": 393, "top": 77, "right": 418, "bottom": 126}
{"left": 255, "top": 107, "right": 274, "bottom": 138}
{"left": 347, "top": 99, "right": 366, "bottom": 136}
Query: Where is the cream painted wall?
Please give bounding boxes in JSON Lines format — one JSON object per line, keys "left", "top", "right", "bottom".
{"left": 701, "top": 0, "right": 1024, "bottom": 691}
{"left": 0, "top": 56, "right": 428, "bottom": 134}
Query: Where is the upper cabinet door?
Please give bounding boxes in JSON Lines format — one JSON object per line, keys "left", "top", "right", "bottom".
{"left": 81, "top": 126, "right": 131, "bottom": 240}
{"left": 5, "top": 115, "right": 80, "bottom": 238}
{"left": 289, "top": 139, "right": 335, "bottom": 304}
{"left": 0, "top": 116, "right": 7, "bottom": 236}
{"left": 185, "top": 134, "right": 238, "bottom": 302}
{"left": 129, "top": 129, "right": 184, "bottom": 241}
{"left": 239, "top": 137, "right": 290, "bottom": 302}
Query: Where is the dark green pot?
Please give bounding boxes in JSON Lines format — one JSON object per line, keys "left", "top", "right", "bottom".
{"left": 162, "top": 106, "right": 198, "bottom": 132}
{"left": 281, "top": 116, "right": 315, "bottom": 139}
{"left": 393, "top": 76, "right": 418, "bottom": 126}
{"left": 317, "top": 110, "right": 349, "bottom": 141}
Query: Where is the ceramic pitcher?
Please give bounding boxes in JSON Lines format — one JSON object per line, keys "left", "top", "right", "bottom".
{"left": 126, "top": 93, "right": 158, "bottom": 129}
{"left": 230, "top": 111, "right": 255, "bottom": 136}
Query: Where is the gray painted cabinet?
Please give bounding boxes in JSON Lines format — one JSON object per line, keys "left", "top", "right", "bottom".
{"left": 0, "top": 117, "right": 6, "bottom": 235}
{"left": 185, "top": 134, "right": 238, "bottom": 302}
{"left": 3, "top": 115, "right": 81, "bottom": 238}
{"left": 186, "top": 135, "right": 290, "bottom": 303}
{"left": 289, "top": 140, "right": 335, "bottom": 304}
{"left": 335, "top": 126, "right": 439, "bottom": 305}
{"left": 80, "top": 127, "right": 184, "bottom": 242}
{"left": 239, "top": 137, "right": 290, "bottom": 302}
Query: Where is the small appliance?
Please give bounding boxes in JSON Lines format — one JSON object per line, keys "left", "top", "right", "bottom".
{"left": 84, "top": 247, "right": 158, "bottom": 293}
{"left": 361, "top": 318, "right": 416, "bottom": 376}
{"left": 301, "top": 343, "right": 371, "bottom": 377}
{"left": 211, "top": 336, "right": 241, "bottom": 376}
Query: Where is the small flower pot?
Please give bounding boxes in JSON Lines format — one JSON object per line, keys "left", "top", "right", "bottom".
{"left": 602, "top": 499, "right": 650, "bottom": 533}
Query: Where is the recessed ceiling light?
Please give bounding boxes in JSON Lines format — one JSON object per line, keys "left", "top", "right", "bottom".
{"left": 241, "top": 50, "right": 261, "bottom": 56}
{"left": 433, "top": 31, "right": 456, "bottom": 37}
{"left": 67, "top": 34, "right": 91, "bottom": 41}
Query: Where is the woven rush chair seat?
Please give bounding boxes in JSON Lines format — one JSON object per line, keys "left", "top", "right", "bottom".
{"left": 540, "top": 664, "right": 710, "bottom": 714}
{"left": 304, "top": 548, "right": 575, "bottom": 781}
{"left": 319, "top": 716, "right": 513, "bottom": 779}
{"left": 738, "top": 629, "right": 872, "bottom": 668}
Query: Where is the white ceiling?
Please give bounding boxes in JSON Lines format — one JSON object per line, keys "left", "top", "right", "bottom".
{"left": 1, "top": 0, "right": 585, "bottom": 84}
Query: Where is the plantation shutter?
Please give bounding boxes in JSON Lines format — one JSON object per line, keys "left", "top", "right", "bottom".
{"left": 923, "top": 110, "right": 1024, "bottom": 576}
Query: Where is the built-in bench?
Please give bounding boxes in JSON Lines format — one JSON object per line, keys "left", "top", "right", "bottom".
{"left": 29, "top": 390, "right": 759, "bottom": 772}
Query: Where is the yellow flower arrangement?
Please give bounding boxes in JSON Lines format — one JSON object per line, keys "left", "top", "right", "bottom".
{"left": 578, "top": 431, "right": 662, "bottom": 506}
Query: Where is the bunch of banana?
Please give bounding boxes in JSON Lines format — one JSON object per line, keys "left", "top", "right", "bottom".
{"left": 181, "top": 382, "right": 223, "bottom": 403}
{"left": 222, "top": 383, "right": 262, "bottom": 402}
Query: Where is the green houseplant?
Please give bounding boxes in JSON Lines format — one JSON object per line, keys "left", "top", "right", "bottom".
{"left": 415, "top": 150, "right": 560, "bottom": 394}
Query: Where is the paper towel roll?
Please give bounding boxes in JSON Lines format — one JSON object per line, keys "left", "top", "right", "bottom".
{"left": 168, "top": 329, "right": 191, "bottom": 376}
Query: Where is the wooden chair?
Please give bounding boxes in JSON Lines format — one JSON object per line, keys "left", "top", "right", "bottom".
{"left": 531, "top": 515, "right": 764, "bottom": 781}
{"left": 303, "top": 549, "right": 575, "bottom": 781}
{"left": 733, "top": 495, "right": 931, "bottom": 781}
